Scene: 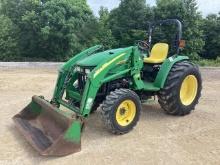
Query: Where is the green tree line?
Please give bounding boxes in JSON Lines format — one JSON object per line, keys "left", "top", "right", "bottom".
{"left": 0, "top": 0, "right": 219, "bottom": 61}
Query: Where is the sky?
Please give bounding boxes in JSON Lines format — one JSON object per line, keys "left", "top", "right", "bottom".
{"left": 87, "top": 0, "right": 220, "bottom": 17}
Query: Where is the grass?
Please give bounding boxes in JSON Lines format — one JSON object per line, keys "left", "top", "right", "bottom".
{"left": 195, "top": 57, "right": 220, "bottom": 67}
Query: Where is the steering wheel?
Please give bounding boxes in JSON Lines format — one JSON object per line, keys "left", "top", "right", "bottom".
{"left": 137, "top": 40, "right": 150, "bottom": 51}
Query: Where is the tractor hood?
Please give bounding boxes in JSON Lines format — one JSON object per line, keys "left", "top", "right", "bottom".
{"left": 76, "top": 48, "right": 128, "bottom": 67}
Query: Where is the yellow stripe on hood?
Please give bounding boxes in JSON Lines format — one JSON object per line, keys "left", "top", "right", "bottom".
{"left": 93, "top": 53, "right": 126, "bottom": 78}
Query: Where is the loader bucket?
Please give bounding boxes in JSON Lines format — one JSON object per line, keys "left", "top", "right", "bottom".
{"left": 13, "top": 96, "right": 82, "bottom": 156}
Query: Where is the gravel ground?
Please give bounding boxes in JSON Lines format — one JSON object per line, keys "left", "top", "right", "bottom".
{"left": 0, "top": 67, "right": 219, "bottom": 165}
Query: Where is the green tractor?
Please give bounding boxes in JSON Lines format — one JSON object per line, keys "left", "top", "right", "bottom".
{"left": 13, "top": 19, "right": 202, "bottom": 156}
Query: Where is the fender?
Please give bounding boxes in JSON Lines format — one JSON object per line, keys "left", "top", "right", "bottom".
{"left": 154, "top": 55, "right": 189, "bottom": 88}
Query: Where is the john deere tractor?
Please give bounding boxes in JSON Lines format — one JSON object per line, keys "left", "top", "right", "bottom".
{"left": 13, "top": 19, "right": 202, "bottom": 156}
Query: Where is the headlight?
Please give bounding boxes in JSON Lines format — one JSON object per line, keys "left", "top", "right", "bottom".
{"left": 75, "top": 66, "right": 90, "bottom": 74}
{"left": 75, "top": 66, "right": 81, "bottom": 72}
{"left": 85, "top": 69, "right": 90, "bottom": 74}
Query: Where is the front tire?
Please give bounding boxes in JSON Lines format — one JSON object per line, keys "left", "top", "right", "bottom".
{"left": 158, "top": 61, "right": 202, "bottom": 116}
{"left": 100, "top": 89, "right": 141, "bottom": 134}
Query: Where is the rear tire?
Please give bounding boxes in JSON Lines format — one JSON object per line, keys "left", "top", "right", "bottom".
{"left": 100, "top": 89, "right": 141, "bottom": 134}
{"left": 158, "top": 61, "right": 202, "bottom": 116}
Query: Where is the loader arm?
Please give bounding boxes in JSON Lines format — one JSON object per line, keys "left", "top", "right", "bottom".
{"left": 52, "top": 45, "right": 102, "bottom": 105}
{"left": 12, "top": 45, "right": 103, "bottom": 156}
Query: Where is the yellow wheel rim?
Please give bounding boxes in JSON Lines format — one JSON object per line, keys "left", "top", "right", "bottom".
{"left": 180, "top": 75, "right": 198, "bottom": 106}
{"left": 116, "top": 100, "right": 136, "bottom": 126}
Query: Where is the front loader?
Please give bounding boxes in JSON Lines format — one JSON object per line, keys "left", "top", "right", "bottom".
{"left": 13, "top": 19, "right": 202, "bottom": 156}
